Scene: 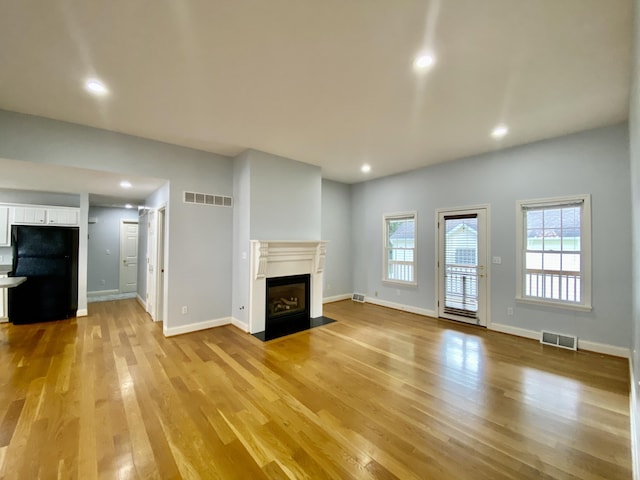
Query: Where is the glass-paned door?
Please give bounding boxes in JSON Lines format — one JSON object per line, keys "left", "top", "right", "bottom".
{"left": 437, "top": 208, "right": 488, "bottom": 326}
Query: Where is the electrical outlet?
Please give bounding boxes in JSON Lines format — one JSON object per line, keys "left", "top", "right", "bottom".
{"left": 182, "top": 306, "right": 188, "bottom": 314}
{"left": 100, "top": 279, "right": 105, "bottom": 285}
{"left": 105, "top": 249, "right": 111, "bottom": 255}
{"left": 507, "top": 307, "right": 514, "bottom": 315}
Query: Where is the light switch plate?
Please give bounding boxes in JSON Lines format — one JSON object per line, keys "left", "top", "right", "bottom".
{"left": 492, "top": 256, "right": 502, "bottom": 264}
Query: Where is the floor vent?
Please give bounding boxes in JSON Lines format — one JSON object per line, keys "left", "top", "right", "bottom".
{"left": 184, "top": 191, "right": 233, "bottom": 207}
{"left": 352, "top": 293, "right": 365, "bottom": 303}
{"left": 540, "top": 330, "right": 577, "bottom": 351}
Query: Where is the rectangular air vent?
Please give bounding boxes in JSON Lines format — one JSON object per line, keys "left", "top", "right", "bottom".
{"left": 183, "top": 191, "right": 233, "bottom": 208}
{"left": 352, "top": 293, "right": 365, "bottom": 303}
{"left": 540, "top": 330, "right": 577, "bottom": 351}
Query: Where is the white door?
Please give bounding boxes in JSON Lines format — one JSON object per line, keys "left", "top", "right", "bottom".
{"left": 437, "top": 207, "right": 489, "bottom": 326}
{"left": 156, "top": 207, "right": 166, "bottom": 322}
{"left": 119, "top": 220, "right": 139, "bottom": 293}
{"left": 146, "top": 209, "right": 157, "bottom": 319}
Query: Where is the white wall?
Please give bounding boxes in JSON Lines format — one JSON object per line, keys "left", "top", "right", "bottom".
{"left": 87, "top": 206, "right": 139, "bottom": 292}
{"left": 137, "top": 208, "right": 148, "bottom": 303}
{"left": 321, "top": 179, "right": 353, "bottom": 298}
{"left": 0, "top": 110, "right": 233, "bottom": 331}
{"left": 351, "top": 124, "right": 631, "bottom": 348}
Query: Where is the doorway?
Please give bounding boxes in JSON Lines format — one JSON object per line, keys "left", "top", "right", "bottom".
{"left": 119, "top": 220, "right": 139, "bottom": 293}
{"left": 436, "top": 206, "right": 489, "bottom": 326}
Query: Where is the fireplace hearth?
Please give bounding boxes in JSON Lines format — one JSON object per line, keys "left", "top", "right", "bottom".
{"left": 253, "top": 273, "right": 335, "bottom": 341}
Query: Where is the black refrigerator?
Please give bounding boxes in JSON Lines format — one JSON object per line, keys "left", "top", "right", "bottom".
{"left": 8, "top": 225, "right": 79, "bottom": 324}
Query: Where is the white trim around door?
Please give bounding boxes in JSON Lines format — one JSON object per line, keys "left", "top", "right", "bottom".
{"left": 435, "top": 205, "right": 491, "bottom": 327}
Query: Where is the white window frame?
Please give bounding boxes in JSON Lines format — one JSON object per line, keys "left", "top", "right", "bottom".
{"left": 515, "top": 194, "right": 592, "bottom": 311}
{"left": 382, "top": 211, "right": 417, "bottom": 286}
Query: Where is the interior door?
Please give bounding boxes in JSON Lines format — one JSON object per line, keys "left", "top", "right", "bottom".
{"left": 437, "top": 207, "right": 488, "bottom": 326}
{"left": 146, "top": 209, "right": 157, "bottom": 319}
{"left": 119, "top": 220, "right": 139, "bottom": 293}
{"left": 156, "top": 207, "right": 166, "bottom": 322}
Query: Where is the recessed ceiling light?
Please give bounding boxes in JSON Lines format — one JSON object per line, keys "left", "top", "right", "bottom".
{"left": 491, "top": 125, "right": 509, "bottom": 139}
{"left": 125, "top": 204, "right": 133, "bottom": 209}
{"left": 84, "top": 78, "right": 109, "bottom": 96}
{"left": 361, "top": 164, "right": 371, "bottom": 173}
{"left": 120, "top": 180, "right": 132, "bottom": 188}
{"left": 413, "top": 53, "right": 435, "bottom": 70}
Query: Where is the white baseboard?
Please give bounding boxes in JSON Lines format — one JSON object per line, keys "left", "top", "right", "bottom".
{"left": 630, "top": 358, "right": 640, "bottom": 480}
{"left": 366, "top": 297, "right": 436, "bottom": 318}
{"left": 87, "top": 289, "right": 119, "bottom": 297}
{"left": 489, "top": 322, "right": 539, "bottom": 340}
{"left": 489, "top": 322, "right": 630, "bottom": 358}
{"left": 76, "top": 308, "right": 88, "bottom": 317}
{"left": 231, "top": 316, "right": 249, "bottom": 333}
{"left": 136, "top": 294, "right": 146, "bottom": 310}
{"left": 164, "top": 316, "right": 233, "bottom": 337}
{"left": 323, "top": 293, "right": 352, "bottom": 304}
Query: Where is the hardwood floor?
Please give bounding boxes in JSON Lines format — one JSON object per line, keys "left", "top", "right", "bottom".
{"left": 0, "top": 299, "right": 632, "bottom": 479}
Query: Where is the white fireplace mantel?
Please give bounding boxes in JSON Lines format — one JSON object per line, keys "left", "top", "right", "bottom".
{"left": 249, "top": 240, "right": 327, "bottom": 333}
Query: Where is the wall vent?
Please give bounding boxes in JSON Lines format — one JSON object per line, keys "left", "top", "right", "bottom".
{"left": 352, "top": 293, "right": 365, "bottom": 303}
{"left": 540, "top": 330, "right": 577, "bottom": 351}
{"left": 183, "top": 191, "right": 233, "bottom": 207}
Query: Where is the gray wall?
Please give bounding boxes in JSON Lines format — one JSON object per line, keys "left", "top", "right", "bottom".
{"left": 630, "top": 0, "right": 640, "bottom": 466}
{"left": 232, "top": 152, "right": 251, "bottom": 325}
{"left": 321, "top": 179, "right": 353, "bottom": 298}
{"left": 351, "top": 124, "right": 631, "bottom": 348}
{"left": 247, "top": 149, "right": 322, "bottom": 240}
{"left": 87, "top": 206, "right": 139, "bottom": 292}
{"left": 231, "top": 150, "right": 323, "bottom": 326}
{"left": 0, "top": 189, "right": 79, "bottom": 207}
{"left": 0, "top": 110, "right": 233, "bottom": 330}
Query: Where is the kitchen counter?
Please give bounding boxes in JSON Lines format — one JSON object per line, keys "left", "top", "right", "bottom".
{"left": 0, "top": 277, "right": 26, "bottom": 288}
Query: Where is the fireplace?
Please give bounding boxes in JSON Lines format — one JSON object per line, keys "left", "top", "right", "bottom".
{"left": 248, "top": 240, "right": 328, "bottom": 335}
{"left": 266, "top": 274, "right": 310, "bottom": 329}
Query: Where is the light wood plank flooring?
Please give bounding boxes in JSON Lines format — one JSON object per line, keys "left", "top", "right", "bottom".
{"left": 0, "top": 299, "right": 632, "bottom": 479}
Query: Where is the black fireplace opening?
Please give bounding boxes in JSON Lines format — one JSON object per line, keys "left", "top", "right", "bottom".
{"left": 266, "top": 274, "right": 310, "bottom": 329}
{"left": 252, "top": 273, "right": 336, "bottom": 341}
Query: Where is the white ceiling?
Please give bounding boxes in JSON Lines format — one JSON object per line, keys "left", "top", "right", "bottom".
{"left": 0, "top": 0, "right": 633, "bottom": 185}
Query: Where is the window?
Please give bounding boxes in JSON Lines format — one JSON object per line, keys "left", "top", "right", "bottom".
{"left": 383, "top": 212, "right": 416, "bottom": 284}
{"left": 516, "top": 195, "right": 591, "bottom": 310}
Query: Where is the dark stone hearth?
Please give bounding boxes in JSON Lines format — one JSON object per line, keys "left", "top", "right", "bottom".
{"left": 252, "top": 316, "right": 336, "bottom": 341}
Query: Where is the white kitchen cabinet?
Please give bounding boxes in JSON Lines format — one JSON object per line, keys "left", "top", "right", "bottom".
{"left": 0, "top": 207, "right": 9, "bottom": 246}
{"left": 46, "top": 208, "right": 79, "bottom": 226}
{"left": 0, "top": 274, "right": 7, "bottom": 322}
{"left": 12, "top": 206, "right": 47, "bottom": 225}
{"left": 11, "top": 206, "right": 79, "bottom": 226}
